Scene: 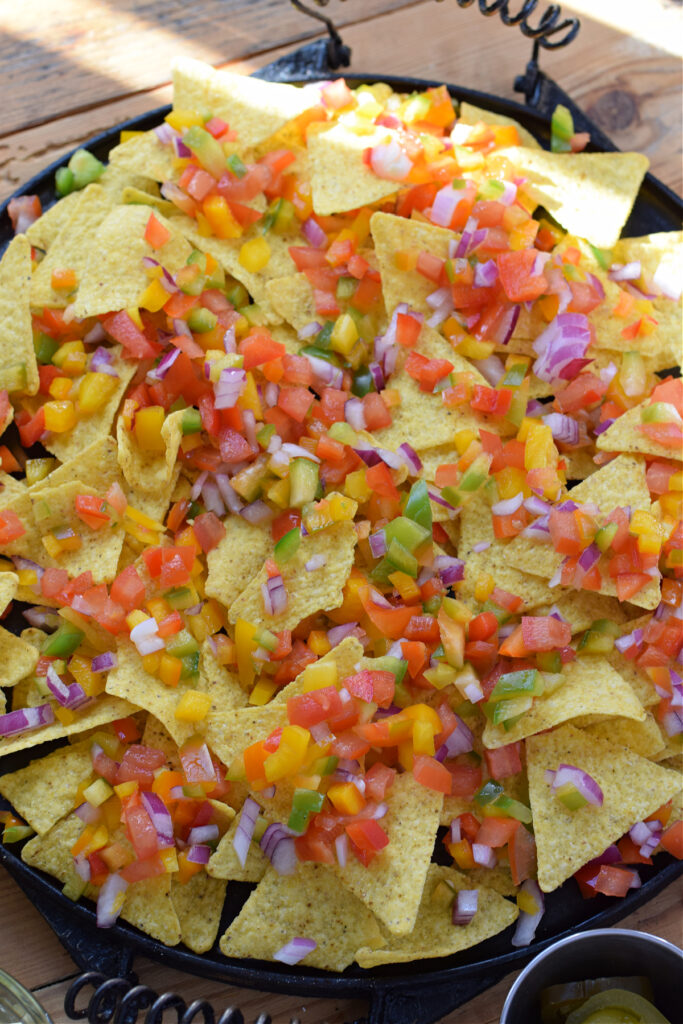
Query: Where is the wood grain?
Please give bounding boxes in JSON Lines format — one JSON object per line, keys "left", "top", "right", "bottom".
{"left": 2, "top": 865, "right": 681, "bottom": 1024}
{"left": 1, "top": 0, "right": 680, "bottom": 204}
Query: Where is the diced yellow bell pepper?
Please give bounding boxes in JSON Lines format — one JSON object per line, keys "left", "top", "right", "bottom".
{"left": 235, "top": 619, "right": 258, "bottom": 690}
{"left": 264, "top": 724, "right": 310, "bottom": 782}
{"left": 249, "top": 678, "right": 278, "bottom": 706}
{"left": 69, "top": 654, "right": 105, "bottom": 697}
{"left": 518, "top": 888, "right": 541, "bottom": 915}
{"left": 239, "top": 236, "right": 271, "bottom": 272}
{"left": 114, "top": 780, "right": 138, "bottom": 799}
{"left": 453, "top": 429, "right": 477, "bottom": 456}
{"left": 146, "top": 596, "right": 171, "bottom": 623}
{"left": 349, "top": 208, "right": 372, "bottom": 246}
{"left": 133, "top": 405, "right": 166, "bottom": 452}
{"left": 24, "top": 458, "right": 55, "bottom": 486}
{"left": 398, "top": 739, "right": 414, "bottom": 771}
{"left": 344, "top": 469, "right": 372, "bottom": 502}
{"left": 158, "top": 653, "right": 182, "bottom": 688}
{"left": 165, "top": 109, "right": 204, "bottom": 131}
{"left": 301, "top": 660, "right": 338, "bottom": 692}
{"left": 330, "top": 313, "right": 359, "bottom": 356}
{"left": 159, "top": 847, "right": 179, "bottom": 873}
{"left": 474, "top": 572, "right": 495, "bottom": 602}
{"left": 52, "top": 340, "right": 84, "bottom": 369}
{"left": 174, "top": 689, "right": 212, "bottom": 722}
{"left": 126, "top": 609, "right": 149, "bottom": 630}
{"left": 203, "top": 195, "right": 242, "bottom": 239}
{"left": 187, "top": 612, "right": 209, "bottom": 644}
{"left": 43, "top": 400, "right": 77, "bottom": 433}
{"left": 495, "top": 466, "right": 529, "bottom": 500}
{"left": 125, "top": 505, "right": 166, "bottom": 532}
{"left": 395, "top": 250, "right": 417, "bottom": 272}
{"left": 237, "top": 372, "right": 263, "bottom": 417}
{"left": 77, "top": 372, "right": 119, "bottom": 414}
{"left": 402, "top": 703, "right": 442, "bottom": 731}
{"left": 83, "top": 778, "right": 114, "bottom": 807}
{"left": 327, "top": 782, "right": 365, "bottom": 815}
{"left": 524, "top": 422, "right": 555, "bottom": 470}
{"left": 142, "top": 652, "right": 161, "bottom": 675}
{"left": 42, "top": 534, "right": 65, "bottom": 559}
{"left": 138, "top": 277, "right": 169, "bottom": 313}
{"left": 388, "top": 571, "right": 421, "bottom": 603}
{"left": 266, "top": 476, "right": 290, "bottom": 508}
{"left": 201, "top": 599, "right": 224, "bottom": 635}
{"left": 327, "top": 492, "right": 358, "bottom": 522}
{"left": 308, "top": 630, "right": 331, "bottom": 656}
{"left": 49, "top": 376, "right": 72, "bottom": 400}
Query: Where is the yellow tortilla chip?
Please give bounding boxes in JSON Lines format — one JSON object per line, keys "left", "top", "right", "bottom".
{"left": 172, "top": 57, "right": 318, "bottom": 150}
{"left": 308, "top": 123, "right": 401, "bottom": 215}
{"left": 333, "top": 771, "right": 443, "bottom": 936}
{"left": 596, "top": 401, "right": 683, "bottom": 461}
{"left": 355, "top": 864, "right": 518, "bottom": 966}
{"left": 171, "top": 873, "right": 226, "bottom": 953}
{"left": 228, "top": 520, "right": 357, "bottom": 631}
{"left": 204, "top": 704, "right": 284, "bottom": 771}
{"left": 265, "top": 273, "right": 318, "bottom": 333}
{"left": 25, "top": 192, "right": 82, "bottom": 252}
{"left": 0, "top": 626, "right": 39, "bottom": 688}
{"left": 504, "top": 455, "right": 661, "bottom": 610}
{"left": 141, "top": 716, "right": 181, "bottom": 768}
{"left": 0, "top": 739, "right": 93, "bottom": 834}
{"left": 121, "top": 186, "right": 177, "bottom": 217}
{"left": 606, "top": 645, "right": 658, "bottom": 709}
{"left": 72, "top": 206, "right": 191, "bottom": 318}
{"left": 207, "top": 814, "right": 268, "bottom": 883}
{"left": 0, "top": 571, "right": 18, "bottom": 612}
{"left": 562, "top": 449, "right": 598, "bottom": 481}
{"left": 44, "top": 349, "right": 136, "bottom": 463}
{"left": 171, "top": 213, "right": 295, "bottom": 325}
{"left": 0, "top": 234, "right": 39, "bottom": 396}
{"left": 534, "top": 591, "right": 630, "bottom": 635}
{"left": 527, "top": 723, "right": 681, "bottom": 892}
{"left": 0, "top": 473, "right": 27, "bottom": 509}
{"left": 583, "top": 710, "right": 665, "bottom": 760}
{"left": 198, "top": 639, "right": 249, "bottom": 714}
{"left": 33, "top": 436, "right": 121, "bottom": 494}
{"left": 457, "top": 101, "right": 540, "bottom": 149}
{"left": 0, "top": 693, "right": 135, "bottom": 759}
{"left": 219, "top": 863, "right": 384, "bottom": 972}
{"left": 30, "top": 185, "right": 115, "bottom": 310}
{"left": 371, "top": 211, "right": 456, "bottom": 316}
{"left": 205, "top": 517, "right": 273, "bottom": 612}
{"left": 274, "top": 635, "right": 364, "bottom": 703}
{"left": 107, "top": 131, "right": 178, "bottom": 184}
{"left": 482, "top": 655, "right": 646, "bottom": 749}
{"left": 116, "top": 410, "right": 183, "bottom": 497}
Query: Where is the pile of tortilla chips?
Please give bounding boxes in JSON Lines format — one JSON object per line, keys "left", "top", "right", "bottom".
{"left": 0, "top": 58, "right": 681, "bottom": 970}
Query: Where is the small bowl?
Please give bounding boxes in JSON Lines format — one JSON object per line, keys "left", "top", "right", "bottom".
{"left": 0, "top": 968, "right": 53, "bottom": 1024}
{"left": 500, "top": 928, "right": 682, "bottom": 1024}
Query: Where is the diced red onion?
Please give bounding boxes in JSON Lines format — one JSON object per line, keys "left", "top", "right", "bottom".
{"left": 491, "top": 493, "right": 524, "bottom": 516}
{"left": 398, "top": 442, "right": 422, "bottom": 474}
{"left": 653, "top": 259, "right": 681, "bottom": 301}
{"left": 215, "top": 367, "right": 246, "bottom": 409}
{"left": 474, "top": 259, "right": 499, "bottom": 288}
{"left": 345, "top": 397, "right": 366, "bottom": 430}
{"left": 334, "top": 833, "right": 348, "bottom": 867}
{"left": 304, "top": 352, "right": 344, "bottom": 388}
{"left": 436, "top": 714, "right": 474, "bottom": 759}
{"left": 426, "top": 286, "right": 452, "bottom": 311}
{"left": 260, "top": 823, "right": 297, "bottom": 874}
{"left": 154, "top": 122, "right": 179, "bottom": 145}
{"left": 586, "top": 272, "right": 605, "bottom": 301}
{"left": 491, "top": 303, "right": 521, "bottom": 346}
{"left": 173, "top": 136, "right": 192, "bottom": 159}
{"left": 452, "top": 889, "right": 479, "bottom": 925}
{"left": 433, "top": 554, "right": 465, "bottom": 584}
{"left": 426, "top": 293, "right": 454, "bottom": 328}
{"left": 511, "top": 879, "right": 545, "bottom": 947}
{"left": 202, "top": 478, "right": 226, "bottom": 517}
{"left": 327, "top": 622, "right": 359, "bottom": 646}
{"left": 543, "top": 412, "right": 580, "bottom": 447}
{"left": 301, "top": 217, "right": 327, "bottom": 249}
{"left": 455, "top": 216, "right": 478, "bottom": 258}
{"left": 90, "top": 651, "right": 117, "bottom": 673}
{"left": 273, "top": 937, "right": 317, "bottom": 965}
{"left": 46, "top": 665, "right": 89, "bottom": 709}
{"left": 233, "top": 797, "right": 260, "bottom": 868}
{"left": 191, "top": 471, "right": 208, "bottom": 501}
{"left": 130, "top": 617, "right": 164, "bottom": 656}
{"left": 430, "top": 185, "right": 461, "bottom": 228}
{"left": 74, "top": 802, "right": 101, "bottom": 826}
{"left": 353, "top": 447, "right": 382, "bottom": 468}
{"left": 500, "top": 180, "right": 517, "bottom": 206}
{"left": 147, "top": 347, "right": 182, "bottom": 384}
{"left": 187, "top": 844, "right": 211, "bottom": 864}
{"left": 96, "top": 873, "right": 128, "bottom": 928}
{"left": 577, "top": 543, "right": 601, "bottom": 573}
{"left": 427, "top": 487, "right": 458, "bottom": 511}
{"left": 369, "top": 361, "right": 385, "bottom": 391}
{"left": 262, "top": 574, "right": 287, "bottom": 616}
{"left": 464, "top": 680, "right": 485, "bottom": 704}
{"left": 551, "top": 763, "right": 603, "bottom": 806}
{"left": 240, "top": 500, "right": 273, "bottom": 525}
{"left": 472, "top": 354, "right": 505, "bottom": 386}
{"left": 369, "top": 139, "right": 412, "bottom": 181}
{"left": 22, "top": 606, "right": 59, "bottom": 630}
{"left": 215, "top": 474, "right": 244, "bottom": 514}
{"left": 282, "top": 442, "right": 320, "bottom": 463}
{"left": 73, "top": 852, "right": 92, "bottom": 881}
{"left": 141, "top": 791, "right": 175, "bottom": 848}
{"left": 472, "top": 843, "right": 497, "bottom": 868}
{"left": 188, "top": 824, "right": 219, "bottom": 846}
{"left": 83, "top": 322, "right": 107, "bottom": 346}
{"left": 298, "top": 320, "right": 322, "bottom": 340}
{"left": 472, "top": 541, "right": 491, "bottom": 553}
{"left": 608, "top": 261, "right": 641, "bottom": 282}
{"left": 532, "top": 313, "right": 592, "bottom": 383}
{"left": 305, "top": 554, "right": 326, "bottom": 571}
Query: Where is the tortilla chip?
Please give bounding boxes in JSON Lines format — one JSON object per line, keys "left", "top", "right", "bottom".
{"left": 355, "top": 864, "right": 517, "bottom": 967}
{"left": 141, "top": 716, "right": 181, "bottom": 769}
{"left": 0, "top": 626, "right": 39, "bottom": 688}
{"left": 371, "top": 212, "right": 456, "bottom": 317}
{"left": 265, "top": 273, "right": 317, "bottom": 332}
{"left": 527, "top": 722, "right": 681, "bottom": 892}
{"left": 0, "top": 694, "right": 135, "bottom": 759}
{"left": 122, "top": 874, "right": 182, "bottom": 945}
{"left": 72, "top": 206, "right": 191, "bottom": 318}
{"left": 116, "top": 410, "right": 183, "bottom": 497}
{"left": 172, "top": 58, "right": 318, "bottom": 150}
{"left": 21, "top": 812, "right": 86, "bottom": 886}
{"left": 0, "top": 234, "right": 39, "bottom": 396}
{"left": 106, "top": 640, "right": 209, "bottom": 747}
{"left": 333, "top": 771, "right": 442, "bottom": 936}
{"left": 121, "top": 186, "right": 177, "bottom": 217}
{"left": 583, "top": 710, "right": 665, "bottom": 760}
{"left": 606, "top": 646, "right": 658, "bottom": 709}
{"left": 198, "top": 639, "right": 249, "bottom": 713}
{"left": 107, "top": 131, "right": 178, "bottom": 184}
{"left": 0, "top": 571, "right": 17, "bottom": 612}
{"left": 207, "top": 814, "right": 268, "bottom": 883}
{"left": 482, "top": 655, "right": 646, "bottom": 749}
{"left": 596, "top": 401, "right": 683, "bottom": 461}
{"left": 274, "top": 636, "right": 364, "bottom": 703}
{"left": 504, "top": 455, "right": 661, "bottom": 610}
{"left": 491, "top": 148, "right": 649, "bottom": 248}
{"left": 0, "top": 739, "right": 93, "bottom": 834}
{"left": 31, "top": 480, "right": 124, "bottom": 582}
{"left": 30, "top": 185, "right": 115, "bottom": 310}
{"left": 171, "top": 873, "right": 226, "bottom": 953}
{"left": 205, "top": 517, "right": 273, "bottom": 612}
{"left": 308, "top": 123, "right": 401, "bottom": 215}
{"left": 44, "top": 350, "right": 136, "bottom": 463}
{"left": 204, "top": 704, "right": 285, "bottom": 770}
{"left": 33, "top": 436, "right": 121, "bottom": 495}
{"left": 25, "top": 192, "right": 82, "bottom": 252}
{"left": 228, "top": 521, "right": 357, "bottom": 631}
{"left": 171, "top": 214, "right": 296, "bottom": 324}
{"left": 219, "top": 863, "right": 384, "bottom": 972}
{"left": 534, "top": 591, "right": 630, "bottom": 635}
{"left": 457, "top": 102, "right": 540, "bottom": 149}
{"left": 562, "top": 449, "right": 598, "bottom": 481}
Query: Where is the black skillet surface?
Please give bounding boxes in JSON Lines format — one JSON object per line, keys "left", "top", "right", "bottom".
{"left": 0, "top": 20, "right": 682, "bottom": 1024}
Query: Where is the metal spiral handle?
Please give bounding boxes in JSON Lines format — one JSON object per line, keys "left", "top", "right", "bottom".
{"left": 64, "top": 972, "right": 278, "bottom": 1024}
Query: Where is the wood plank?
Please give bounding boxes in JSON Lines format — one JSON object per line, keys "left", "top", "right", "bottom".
{"left": 0, "top": 866, "right": 75, "bottom": 989}
{"left": 24, "top": 876, "right": 683, "bottom": 1024}
{"left": 0, "top": 0, "right": 419, "bottom": 135}
{"left": 1, "top": 0, "right": 680, "bottom": 204}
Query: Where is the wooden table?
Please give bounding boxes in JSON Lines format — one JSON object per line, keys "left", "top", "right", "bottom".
{"left": 1, "top": 1, "right": 681, "bottom": 1020}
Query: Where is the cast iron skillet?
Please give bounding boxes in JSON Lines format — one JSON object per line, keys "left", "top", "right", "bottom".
{"left": 0, "top": 20, "right": 681, "bottom": 1024}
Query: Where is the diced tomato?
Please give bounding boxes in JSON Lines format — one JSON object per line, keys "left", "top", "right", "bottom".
{"left": 319, "top": 388, "right": 347, "bottom": 424}
{"left": 112, "top": 717, "right": 141, "bottom": 744}
{"left": 521, "top": 615, "right": 572, "bottom": 652}
{"left": 395, "top": 312, "right": 423, "bottom": 348}
{"left": 660, "top": 820, "right": 683, "bottom": 859}
{"left": 497, "top": 249, "right": 547, "bottom": 302}
{"left": 0, "top": 509, "right": 26, "bottom": 545}
{"left": 240, "top": 331, "right": 286, "bottom": 369}
{"left": 468, "top": 612, "right": 499, "bottom": 642}
{"left": 548, "top": 508, "right": 582, "bottom": 555}
{"left": 321, "top": 79, "right": 354, "bottom": 110}
{"left": 16, "top": 407, "right": 45, "bottom": 448}
{"left": 92, "top": 745, "right": 119, "bottom": 784}
{"left": 331, "top": 730, "right": 370, "bottom": 760}
{"left": 471, "top": 385, "right": 512, "bottom": 417}
{"left": 144, "top": 212, "right": 171, "bottom": 249}
{"left": 273, "top": 639, "right": 317, "bottom": 687}
{"left": 295, "top": 832, "right": 335, "bottom": 864}
{"left": 484, "top": 742, "right": 522, "bottom": 780}
{"left": 346, "top": 818, "right": 389, "bottom": 855}
{"left": 413, "top": 754, "right": 452, "bottom": 793}
{"left": 509, "top": 825, "right": 537, "bottom": 886}
{"left": 362, "top": 392, "right": 392, "bottom": 430}
{"left": 102, "top": 311, "right": 159, "bottom": 360}
{"left": 287, "top": 687, "right": 343, "bottom": 728}
{"left": 616, "top": 835, "right": 652, "bottom": 865}
{"left": 400, "top": 640, "right": 428, "bottom": 679}
{"left": 110, "top": 564, "right": 146, "bottom": 612}
{"left": 475, "top": 816, "right": 520, "bottom": 848}
{"left": 74, "top": 494, "right": 110, "bottom": 530}
{"left": 278, "top": 386, "right": 314, "bottom": 423}
{"left": 416, "top": 251, "right": 444, "bottom": 283}
{"left": 364, "top": 763, "right": 396, "bottom": 803}
{"left": 218, "top": 427, "right": 253, "bottom": 463}
{"left": 593, "top": 864, "right": 635, "bottom": 898}
{"left": 359, "top": 587, "right": 420, "bottom": 640}
{"left": 8, "top": 194, "right": 42, "bottom": 233}
{"left": 554, "top": 372, "right": 607, "bottom": 414}
{"left": 404, "top": 615, "right": 440, "bottom": 643}
{"left": 365, "top": 461, "right": 399, "bottom": 500}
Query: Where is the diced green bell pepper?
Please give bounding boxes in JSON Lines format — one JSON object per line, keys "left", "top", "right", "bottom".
{"left": 404, "top": 479, "right": 432, "bottom": 532}
{"left": 287, "top": 788, "right": 325, "bottom": 833}
{"left": 289, "top": 458, "right": 319, "bottom": 508}
{"left": 274, "top": 528, "right": 301, "bottom": 565}
{"left": 181, "top": 408, "right": 202, "bottom": 435}
{"left": 42, "top": 623, "right": 84, "bottom": 658}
